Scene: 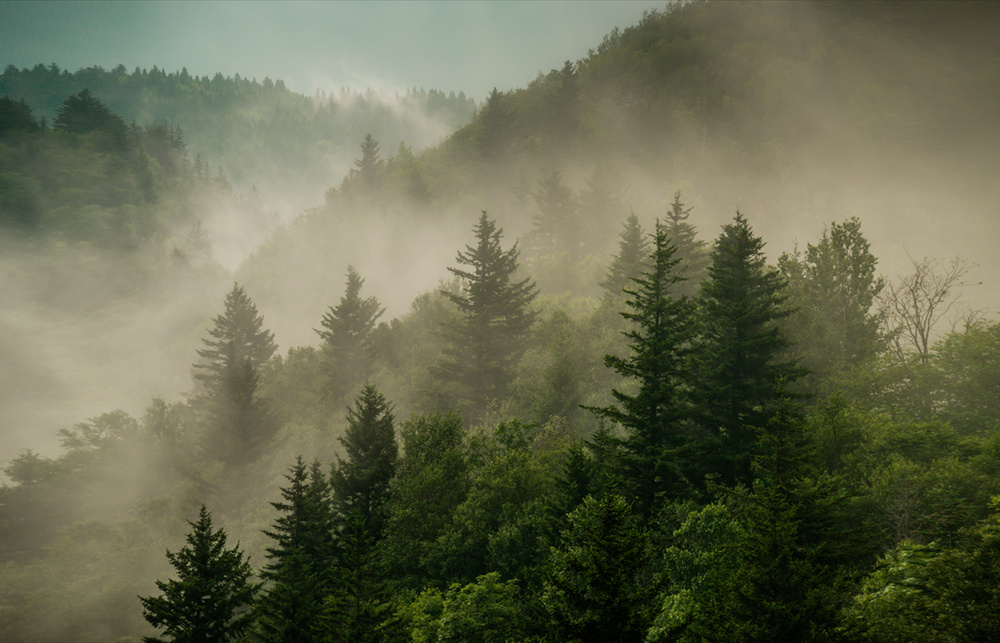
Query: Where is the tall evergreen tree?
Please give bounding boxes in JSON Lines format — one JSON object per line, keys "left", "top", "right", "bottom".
{"left": 589, "top": 220, "right": 701, "bottom": 513}
{"left": 662, "top": 191, "right": 709, "bottom": 297}
{"left": 140, "top": 506, "right": 260, "bottom": 643}
{"left": 331, "top": 383, "right": 398, "bottom": 535}
{"left": 436, "top": 211, "right": 538, "bottom": 418}
{"left": 325, "top": 384, "right": 398, "bottom": 641}
{"left": 354, "top": 133, "right": 383, "bottom": 190}
{"left": 697, "top": 211, "right": 801, "bottom": 487}
{"left": 315, "top": 267, "right": 385, "bottom": 404}
{"left": 476, "top": 88, "right": 515, "bottom": 160}
{"left": 257, "top": 458, "right": 334, "bottom": 643}
{"left": 599, "top": 212, "right": 649, "bottom": 302}
{"left": 530, "top": 169, "right": 579, "bottom": 256}
{"left": 193, "top": 283, "right": 278, "bottom": 467}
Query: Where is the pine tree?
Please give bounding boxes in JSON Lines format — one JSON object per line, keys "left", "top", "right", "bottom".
{"left": 257, "top": 459, "right": 334, "bottom": 643}
{"left": 331, "top": 383, "right": 398, "bottom": 535}
{"left": 662, "top": 191, "right": 709, "bottom": 297}
{"left": 589, "top": 220, "right": 701, "bottom": 513}
{"left": 326, "top": 385, "right": 398, "bottom": 640}
{"left": 315, "top": 267, "right": 385, "bottom": 404}
{"left": 140, "top": 506, "right": 260, "bottom": 643}
{"left": 697, "top": 211, "right": 801, "bottom": 487}
{"left": 354, "top": 133, "right": 383, "bottom": 189}
{"left": 599, "top": 212, "right": 649, "bottom": 301}
{"left": 192, "top": 283, "right": 277, "bottom": 466}
{"left": 543, "top": 494, "right": 656, "bottom": 643}
{"left": 435, "top": 211, "right": 538, "bottom": 418}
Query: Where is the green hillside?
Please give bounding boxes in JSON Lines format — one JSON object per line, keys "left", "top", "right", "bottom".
{"left": 3, "top": 2, "right": 1000, "bottom": 641}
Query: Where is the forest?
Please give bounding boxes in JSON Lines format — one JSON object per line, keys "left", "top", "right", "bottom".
{"left": 2, "top": 1, "right": 1000, "bottom": 641}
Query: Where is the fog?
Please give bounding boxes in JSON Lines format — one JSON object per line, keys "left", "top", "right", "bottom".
{"left": 2, "top": 1, "right": 999, "bottom": 639}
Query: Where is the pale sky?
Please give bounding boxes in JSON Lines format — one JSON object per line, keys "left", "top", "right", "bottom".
{"left": 0, "top": 1, "right": 668, "bottom": 101}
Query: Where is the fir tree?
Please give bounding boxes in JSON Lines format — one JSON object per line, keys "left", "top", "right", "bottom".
{"left": 589, "top": 220, "right": 701, "bottom": 513}
{"left": 257, "top": 459, "right": 334, "bottom": 643}
{"left": 599, "top": 212, "right": 649, "bottom": 301}
{"left": 435, "top": 211, "right": 538, "bottom": 418}
{"left": 192, "top": 283, "right": 277, "bottom": 467}
{"left": 140, "top": 506, "right": 260, "bottom": 643}
{"left": 315, "top": 267, "right": 385, "bottom": 404}
{"left": 662, "top": 191, "right": 709, "bottom": 297}
{"left": 697, "top": 211, "right": 802, "bottom": 487}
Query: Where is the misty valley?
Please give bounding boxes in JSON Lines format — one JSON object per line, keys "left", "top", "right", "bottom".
{"left": 3, "top": 2, "right": 1000, "bottom": 641}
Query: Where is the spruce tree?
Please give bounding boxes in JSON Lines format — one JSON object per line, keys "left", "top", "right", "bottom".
{"left": 589, "top": 220, "right": 700, "bottom": 513}
{"left": 315, "top": 266, "right": 385, "bottom": 404}
{"left": 599, "top": 212, "right": 649, "bottom": 302}
{"left": 257, "top": 458, "right": 334, "bottom": 642}
{"left": 436, "top": 211, "right": 538, "bottom": 418}
{"left": 662, "top": 191, "right": 709, "bottom": 297}
{"left": 697, "top": 211, "right": 801, "bottom": 487}
{"left": 331, "top": 383, "right": 398, "bottom": 535}
{"left": 192, "top": 283, "right": 277, "bottom": 467}
{"left": 140, "top": 506, "right": 260, "bottom": 643}
{"left": 326, "top": 384, "right": 398, "bottom": 640}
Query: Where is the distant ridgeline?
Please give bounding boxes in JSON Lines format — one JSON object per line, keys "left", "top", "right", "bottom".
{"left": 0, "top": 64, "right": 477, "bottom": 212}
{"left": 0, "top": 89, "right": 240, "bottom": 254}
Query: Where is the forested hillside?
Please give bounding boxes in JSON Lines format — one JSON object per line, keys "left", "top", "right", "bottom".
{"left": 2, "top": 1, "right": 1000, "bottom": 641}
{"left": 0, "top": 64, "right": 476, "bottom": 218}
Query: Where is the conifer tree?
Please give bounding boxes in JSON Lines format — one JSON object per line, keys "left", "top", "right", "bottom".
{"left": 697, "top": 212, "right": 801, "bottom": 487}
{"left": 140, "top": 506, "right": 260, "bottom": 643}
{"left": 589, "top": 220, "right": 700, "bottom": 513}
{"left": 193, "top": 283, "right": 277, "bottom": 466}
{"left": 436, "top": 211, "right": 538, "bottom": 418}
{"left": 331, "top": 383, "right": 398, "bottom": 535}
{"left": 257, "top": 458, "right": 334, "bottom": 642}
{"left": 315, "top": 267, "right": 384, "bottom": 404}
{"left": 531, "top": 169, "right": 579, "bottom": 255}
{"left": 326, "top": 384, "right": 398, "bottom": 641}
{"left": 662, "top": 191, "right": 709, "bottom": 296}
{"left": 354, "top": 133, "right": 383, "bottom": 189}
{"left": 599, "top": 212, "right": 649, "bottom": 301}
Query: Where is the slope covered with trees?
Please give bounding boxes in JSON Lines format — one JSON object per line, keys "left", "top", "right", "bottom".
{"left": 2, "top": 1, "right": 1000, "bottom": 641}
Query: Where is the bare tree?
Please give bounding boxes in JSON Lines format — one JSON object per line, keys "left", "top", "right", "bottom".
{"left": 882, "top": 255, "right": 978, "bottom": 362}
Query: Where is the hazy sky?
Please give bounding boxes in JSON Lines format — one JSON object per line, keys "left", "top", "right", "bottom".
{"left": 1, "top": 1, "right": 666, "bottom": 101}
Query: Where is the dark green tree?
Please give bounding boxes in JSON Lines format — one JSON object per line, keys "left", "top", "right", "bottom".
{"left": 331, "top": 383, "right": 398, "bottom": 535}
{"left": 0, "top": 96, "right": 40, "bottom": 135}
{"left": 256, "top": 458, "right": 334, "bottom": 643}
{"left": 324, "top": 385, "right": 398, "bottom": 641}
{"left": 381, "top": 412, "right": 470, "bottom": 589}
{"left": 543, "top": 493, "right": 657, "bottom": 643}
{"left": 53, "top": 88, "right": 127, "bottom": 145}
{"left": 436, "top": 212, "right": 538, "bottom": 418}
{"left": 140, "top": 506, "right": 260, "bottom": 643}
{"left": 589, "top": 220, "right": 701, "bottom": 513}
{"left": 476, "top": 88, "right": 515, "bottom": 160}
{"left": 315, "top": 267, "right": 385, "bottom": 404}
{"left": 193, "top": 283, "right": 278, "bottom": 466}
{"left": 697, "top": 211, "right": 801, "bottom": 487}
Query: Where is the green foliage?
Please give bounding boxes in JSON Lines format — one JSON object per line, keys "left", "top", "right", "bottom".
{"left": 140, "top": 506, "right": 260, "bottom": 643}
{"left": 331, "top": 384, "right": 397, "bottom": 534}
{"left": 589, "top": 219, "right": 701, "bottom": 512}
{"left": 543, "top": 493, "right": 656, "bottom": 643}
{"left": 780, "top": 217, "right": 886, "bottom": 392}
{"left": 256, "top": 458, "right": 333, "bottom": 642}
{"left": 381, "top": 412, "right": 470, "bottom": 589}
{"left": 435, "top": 212, "right": 539, "bottom": 419}
{"left": 315, "top": 267, "right": 385, "bottom": 405}
{"left": 697, "top": 211, "right": 801, "bottom": 487}
{"left": 193, "top": 283, "right": 278, "bottom": 467}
